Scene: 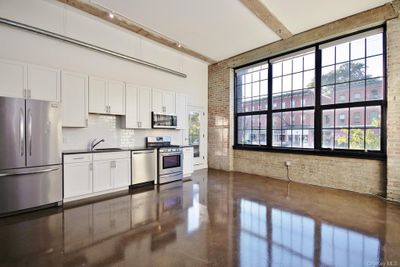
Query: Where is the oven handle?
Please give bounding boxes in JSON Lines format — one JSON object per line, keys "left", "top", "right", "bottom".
{"left": 160, "top": 152, "right": 183, "bottom": 157}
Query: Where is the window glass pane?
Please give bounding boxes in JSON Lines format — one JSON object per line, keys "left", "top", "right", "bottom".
{"left": 303, "top": 70, "right": 315, "bottom": 88}
{"left": 335, "top": 83, "right": 349, "bottom": 104}
{"left": 366, "top": 129, "right": 381, "bottom": 151}
{"left": 260, "top": 96, "right": 268, "bottom": 111}
{"left": 273, "top": 77, "right": 282, "bottom": 94}
{"left": 293, "top": 57, "right": 303, "bottom": 72}
{"left": 244, "top": 115, "right": 252, "bottom": 129}
{"left": 244, "top": 83, "right": 252, "bottom": 98}
{"left": 273, "top": 62, "right": 282, "bottom": 77}
{"left": 251, "top": 130, "right": 259, "bottom": 145}
{"left": 366, "top": 106, "right": 381, "bottom": 127}
{"left": 260, "top": 80, "right": 268, "bottom": 96}
{"left": 321, "top": 85, "right": 334, "bottom": 105}
{"left": 252, "top": 115, "right": 260, "bottom": 129}
{"left": 304, "top": 53, "right": 315, "bottom": 70}
{"left": 336, "top": 62, "right": 350, "bottom": 83}
{"left": 322, "top": 47, "right": 335, "bottom": 66}
{"left": 322, "top": 129, "right": 334, "bottom": 149}
{"left": 322, "top": 109, "right": 334, "bottom": 128}
{"left": 351, "top": 38, "right": 365, "bottom": 60}
{"left": 303, "top": 88, "right": 315, "bottom": 107}
{"left": 366, "top": 55, "right": 383, "bottom": 78}
{"left": 272, "top": 94, "right": 281, "bottom": 110}
{"left": 282, "top": 75, "right": 292, "bottom": 92}
{"left": 350, "top": 107, "right": 364, "bottom": 127}
{"left": 252, "top": 72, "right": 260, "bottom": 82}
{"left": 238, "top": 116, "right": 244, "bottom": 129}
{"left": 273, "top": 113, "right": 282, "bottom": 129}
{"left": 244, "top": 130, "right": 252, "bottom": 145}
{"left": 303, "top": 110, "right": 314, "bottom": 129}
{"left": 350, "top": 80, "right": 365, "bottom": 102}
{"left": 260, "top": 115, "right": 267, "bottom": 129}
{"left": 260, "top": 69, "right": 268, "bottom": 80}
{"left": 335, "top": 129, "right": 349, "bottom": 149}
{"left": 260, "top": 130, "right": 267, "bottom": 145}
{"left": 366, "top": 33, "right": 383, "bottom": 57}
{"left": 282, "top": 112, "right": 292, "bottom": 129}
{"left": 336, "top": 42, "right": 349, "bottom": 63}
{"left": 282, "top": 60, "right": 292, "bottom": 75}
{"left": 350, "top": 59, "right": 365, "bottom": 81}
{"left": 273, "top": 130, "right": 282, "bottom": 146}
{"left": 335, "top": 108, "right": 349, "bottom": 128}
{"left": 350, "top": 129, "right": 364, "bottom": 150}
{"left": 293, "top": 73, "right": 303, "bottom": 90}
{"left": 366, "top": 78, "right": 384, "bottom": 100}
{"left": 292, "top": 90, "right": 302, "bottom": 108}
{"left": 321, "top": 66, "right": 335, "bottom": 85}
{"left": 303, "top": 129, "right": 314, "bottom": 148}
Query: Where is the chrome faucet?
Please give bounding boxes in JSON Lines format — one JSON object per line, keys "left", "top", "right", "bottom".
{"left": 90, "top": 138, "right": 105, "bottom": 151}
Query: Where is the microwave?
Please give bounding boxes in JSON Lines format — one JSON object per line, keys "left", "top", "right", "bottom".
{"left": 152, "top": 112, "right": 177, "bottom": 129}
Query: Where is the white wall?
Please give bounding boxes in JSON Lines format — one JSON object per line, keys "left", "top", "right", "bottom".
{"left": 0, "top": 0, "right": 208, "bottom": 166}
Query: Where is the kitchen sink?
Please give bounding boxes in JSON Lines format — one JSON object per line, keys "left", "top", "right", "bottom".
{"left": 93, "top": 148, "right": 124, "bottom": 151}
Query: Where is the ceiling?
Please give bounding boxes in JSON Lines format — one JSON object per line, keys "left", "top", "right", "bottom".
{"left": 92, "top": 0, "right": 392, "bottom": 63}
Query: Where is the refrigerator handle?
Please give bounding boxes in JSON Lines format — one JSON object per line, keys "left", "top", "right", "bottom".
{"left": 28, "top": 109, "right": 32, "bottom": 157}
{"left": 20, "top": 108, "right": 24, "bottom": 157}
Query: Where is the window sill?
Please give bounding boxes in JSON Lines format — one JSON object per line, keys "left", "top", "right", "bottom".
{"left": 232, "top": 145, "right": 386, "bottom": 160}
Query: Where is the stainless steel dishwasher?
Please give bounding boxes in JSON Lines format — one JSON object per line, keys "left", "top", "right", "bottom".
{"left": 131, "top": 149, "right": 157, "bottom": 185}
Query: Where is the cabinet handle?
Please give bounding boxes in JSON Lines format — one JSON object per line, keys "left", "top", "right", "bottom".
{"left": 109, "top": 106, "right": 111, "bottom": 113}
{"left": 89, "top": 163, "right": 93, "bottom": 171}
{"left": 72, "top": 157, "right": 85, "bottom": 160}
{"left": 86, "top": 118, "right": 88, "bottom": 126}
{"left": 110, "top": 161, "right": 116, "bottom": 168}
{"left": 27, "top": 89, "right": 31, "bottom": 99}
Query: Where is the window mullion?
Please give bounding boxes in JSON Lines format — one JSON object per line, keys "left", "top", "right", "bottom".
{"left": 267, "top": 62, "right": 273, "bottom": 148}
{"left": 315, "top": 48, "right": 322, "bottom": 149}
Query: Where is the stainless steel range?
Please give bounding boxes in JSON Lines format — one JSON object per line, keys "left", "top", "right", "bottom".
{"left": 146, "top": 137, "right": 183, "bottom": 184}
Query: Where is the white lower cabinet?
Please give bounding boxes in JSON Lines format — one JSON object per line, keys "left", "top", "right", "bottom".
{"left": 183, "top": 147, "right": 194, "bottom": 177}
{"left": 63, "top": 151, "right": 131, "bottom": 202}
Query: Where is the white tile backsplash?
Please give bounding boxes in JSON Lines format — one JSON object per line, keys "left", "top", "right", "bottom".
{"left": 62, "top": 114, "right": 183, "bottom": 150}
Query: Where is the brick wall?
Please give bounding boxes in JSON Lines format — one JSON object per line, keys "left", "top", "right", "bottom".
{"left": 208, "top": 1, "right": 400, "bottom": 199}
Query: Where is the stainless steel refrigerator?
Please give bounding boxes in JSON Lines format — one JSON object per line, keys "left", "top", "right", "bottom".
{"left": 0, "top": 96, "right": 62, "bottom": 216}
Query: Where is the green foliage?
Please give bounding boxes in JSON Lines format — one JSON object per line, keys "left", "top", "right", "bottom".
{"left": 335, "top": 118, "right": 380, "bottom": 150}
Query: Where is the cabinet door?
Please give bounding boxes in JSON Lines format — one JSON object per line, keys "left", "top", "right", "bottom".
{"left": 112, "top": 158, "right": 131, "bottom": 188}
{"left": 108, "top": 80, "right": 125, "bottom": 115}
{"left": 176, "top": 93, "right": 187, "bottom": 129}
{"left": 183, "top": 147, "right": 194, "bottom": 176}
{"left": 64, "top": 162, "right": 92, "bottom": 198}
{"left": 0, "top": 59, "right": 26, "bottom": 98}
{"left": 93, "top": 160, "right": 112, "bottom": 192}
{"left": 152, "top": 88, "right": 163, "bottom": 113}
{"left": 163, "top": 90, "right": 176, "bottom": 114}
{"left": 89, "top": 76, "right": 107, "bottom": 114}
{"left": 124, "top": 84, "right": 138, "bottom": 128}
{"left": 61, "top": 71, "right": 88, "bottom": 127}
{"left": 138, "top": 87, "right": 152, "bottom": 129}
{"left": 27, "top": 64, "right": 60, "bottom": 102}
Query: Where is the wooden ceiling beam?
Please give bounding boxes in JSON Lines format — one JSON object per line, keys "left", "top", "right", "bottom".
{"left": 240, "top": 0, "right": 292, "bottom": 39}
{"left": 58, "top": 0, "right": 217, "bottom": 64}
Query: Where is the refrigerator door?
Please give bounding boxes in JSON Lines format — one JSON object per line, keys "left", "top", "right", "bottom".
{"left": 26, "top": 100, "right": 62, "bottom": 167}
{"left": 0, "top": 165, "right": 62, "bottom": 215}
{"left": 0, "top": 97, "right": 26, "bottom": 170}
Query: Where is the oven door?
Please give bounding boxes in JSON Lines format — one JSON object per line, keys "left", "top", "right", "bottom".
{"left": 159, "top": 152, "right": 183, "bottom": 176}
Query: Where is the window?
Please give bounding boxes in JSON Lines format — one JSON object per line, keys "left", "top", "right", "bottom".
{"left": 234, "top": 27, "right": 385, "bottom": 158}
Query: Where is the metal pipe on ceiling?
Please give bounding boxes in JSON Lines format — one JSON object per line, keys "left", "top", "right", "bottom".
{"left": 0, "top": 17, "right": 187, "bottom": 78}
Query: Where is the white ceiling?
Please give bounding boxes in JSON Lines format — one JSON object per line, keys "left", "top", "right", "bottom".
{"left": 92, "top": 0, "right": 391, "bottom": 63}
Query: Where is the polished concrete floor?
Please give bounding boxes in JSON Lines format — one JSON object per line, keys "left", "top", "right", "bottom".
{"left": 0, "top": 169, "right": 399, "bottom": 267}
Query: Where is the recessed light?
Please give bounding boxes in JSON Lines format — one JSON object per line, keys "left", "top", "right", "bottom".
{"left": 109, "top": 12, "right": 114, "bottom": 19}
{"left": 177, "top": 43, "right": 182, "bottom": 48}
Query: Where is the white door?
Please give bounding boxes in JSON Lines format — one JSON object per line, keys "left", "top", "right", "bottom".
{"left": 0, "top": 59, "right": 26, "bottom": 98}
{"left": 176, "top": 93, "right": 187, "bottom": 129}
{"left": 163, "top": 90, "right": 176, "bottom": 114}
{"left": 64, "top": 162, "right": 92, "bottom": 198}
{"left": 124, "top": 84, "right": 139, "bottom": 128}
{"left": 27, "top": 64, "right": 60, "bottom": 102}
{"left": 152, "top": 88, "right": 163, "bottom": 113}
{"left": 61, "top": 71, "right": 88, "bottom": 127}
{"left": 89, "top": 76, "right": 107, "bottom": 114}
{"left": 93, "top": 160, "right": 112, "bottom": 192}
{"left": 188, "top": 106, "right": 206, "bottom": 166}
{"left": 108, "top": 80, "right": 125, "bottom": 115}
{"left": 138, "top": 87, "right": 152, "bottom": 129}
{"left": 112, "top": 158, "right": 131, "bottom": 188}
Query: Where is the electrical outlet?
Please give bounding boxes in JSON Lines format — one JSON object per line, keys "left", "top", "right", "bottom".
{"left": 285, "top": 161, "right": 291, "bottom": 167}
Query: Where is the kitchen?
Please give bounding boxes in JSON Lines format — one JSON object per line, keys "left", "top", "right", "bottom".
{"left": 1, "top": 0, "right": 400, "bottom": 266}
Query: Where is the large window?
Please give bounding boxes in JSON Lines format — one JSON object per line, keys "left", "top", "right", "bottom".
{"left": 234, "top": 27, "right": 385, "bottom": 158}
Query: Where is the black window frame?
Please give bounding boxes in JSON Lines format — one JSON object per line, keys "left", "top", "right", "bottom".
{"left": 233, "top": 25, "right": 386, "bottom": 160}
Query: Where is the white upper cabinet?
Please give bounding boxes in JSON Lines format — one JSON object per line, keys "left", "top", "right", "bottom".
{"left": 176, "top": 93, "right": 187, "bottom": 129}
{"left": 0, "top": 59, "right": 60, "bottom": 101}
{"left": 61, "top": 71, "right": 88, "bottom": 127}
{"left": 0, "top": 59, "right": 26, "bottom": 98}
{"left": 138, "top": 87, "right": 152, "bottom": 129}
{"left": 89, "top": 76, "right": 125, "bottom": 115}
{"left": 152, "top": 88, "right": 176, "bottom": 114}
{"left": 89, "top": 76, "right": 108, "bottom": 114}
{"left": 123, "top": 84, "right": 152, "bottom": 129}
{"left": 27, "top": 64, "right": 60, "bottom": 102}
{"left": 107, "top": 80, "right": 125, "bottom": 115}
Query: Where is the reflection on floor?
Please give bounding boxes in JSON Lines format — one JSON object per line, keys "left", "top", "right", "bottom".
{"left": 0, "top": 169, "right": 399, "bottom": 266}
